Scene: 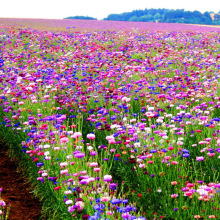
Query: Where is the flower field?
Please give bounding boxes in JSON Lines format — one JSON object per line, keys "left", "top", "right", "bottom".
{"left": 0, "top": 19, "right": 220, "bottom": 219}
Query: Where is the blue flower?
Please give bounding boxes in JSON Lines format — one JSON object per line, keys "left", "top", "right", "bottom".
{"left": 111, "top": 199, "right": 121, "bottom": 204}
{"left": 182, "top": 153, "right": 190, "bottom": 158}
{"left": 110, "top": 116, "right": 117, "bottom": 120}
{"left": 182, "top": 149, "right": 189, "bottom": 154}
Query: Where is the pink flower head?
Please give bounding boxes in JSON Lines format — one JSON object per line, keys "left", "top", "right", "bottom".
{"left": 122, "top": 212, "right": 130, "bottom": 218}
{"left": 60, "top": 137, "right": 69, "bottom": 143}
{"left": 101, "top": 196, "right": 110, "bottom": 202}
{"left": 89, "top": 162, "right": 98, "bottom": 167}
{"left": 196, "top": 156, "right": 204, "bottom": 161}
{"left": 121, "top": 97, "right": 131, "bottom": 102}
{"left": 171, "top": 194, "right": 179, "bottom": 198}
{"left": 103, "top": 175, "right": 112, "bottom": 182}
{"left": 94, "top": 168, "right": 101, "bottom": 172}
{"left": 71, "top": 132, "right": 82, "bottom": 138}
{"left": 87, "top": 133, "right": 95, "bottom": 140}
{"left": 108, "top": 139, "right": 116, "bottom": 144}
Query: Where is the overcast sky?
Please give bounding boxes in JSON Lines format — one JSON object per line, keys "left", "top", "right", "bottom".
{"left": 1, "top": 0, "right": 219, "bottom": 20}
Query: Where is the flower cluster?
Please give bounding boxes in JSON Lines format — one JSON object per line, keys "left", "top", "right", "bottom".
{"left": 0, "top": 188, "right": 10, "bottom": 220}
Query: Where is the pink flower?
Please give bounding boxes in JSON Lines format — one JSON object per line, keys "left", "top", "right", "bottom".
{"left": 89, "top": 162, "right": 98, "bottom": 167}
{"left": 106, "top": 211, "right": 113, "bottom": 215}
{"left": 94, "top": 168, "right": 101, "bottom": 172}
{"left": 171, "top": 194, "right": 178, "bottom": 198}
{"left": 87, "top": 133, "right": 95, "bottom": 140}
{"left": 60, "top": 169, "right": 68, "bottom": 174}
{"left": 108, "top": 139, "right": 116, "bottom": 144}
{"left": 101, "top": 196, "right": 110, "bottom": 202}
{"left": 207, "top": 153, "right": 215, "bottom": 157}
{"left": 71, "top": 132, "right": 82, "bottom": 138}
{"left": 122, "top": 213, "right": 130, "bottom": 218}
{"left": 184, "top": 191, "right": 193, "bottom": 196}
{"left": 165, "top": 156, "right": 171, "bottom": 160}
{"left": 146, "top": 154, "right": 153, "bottom": 158}
{"left": 18, "top": 101, "right": 24, "bottom": 105}
{"left": 106, "top": 135, "right": 115, "bottom": 141}
{"left": 196, "top": 156, "right": 204, "bottom": 161}
{"left": 103, "top": 175, "right": 112, "bottom": 182}
{"left": 60, "top": 137, "right": 69, "bottom": 143}
{"left": 139, "top": 164, "right": 145, "bottom": 168}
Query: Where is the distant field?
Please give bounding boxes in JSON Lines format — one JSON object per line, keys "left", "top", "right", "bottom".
{"left": 0, "top": 17, "right": 220, "bottom": 32}
{"left": 197, "top": 24, "right": 220, "bottom": 28}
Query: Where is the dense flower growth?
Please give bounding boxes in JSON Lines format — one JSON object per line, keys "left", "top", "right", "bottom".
{"left": 0, "top": 21, "right": 220, "bottom": 219}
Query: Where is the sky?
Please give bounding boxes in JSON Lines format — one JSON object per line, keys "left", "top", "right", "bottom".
{"left": 0, "top": 0, "right": 219, "bottom": 20}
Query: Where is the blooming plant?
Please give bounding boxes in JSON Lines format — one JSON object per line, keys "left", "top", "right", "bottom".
{"left": 0, "top": 188, "right": 10, "bottom": 220}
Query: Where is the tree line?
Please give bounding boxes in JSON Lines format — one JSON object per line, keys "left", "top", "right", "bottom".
{"left": 103, "top": 9, "right": 220, "bottom": 25}
{"left": 65, "top": 9, "right": 220, "bottom": 25}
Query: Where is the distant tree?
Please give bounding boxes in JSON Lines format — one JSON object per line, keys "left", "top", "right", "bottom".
{"left": 129, "top": 16, "right": 140, "bottom": 22}
{"left": 201, "top": 12, "right": 212, "bottom": 24}
{"left": 193, "top": 11, "right": 203, "bottom": 18}
{"left": 140, "top": 14, "right": 153, "bottom": 22}
{"left": 104, "top": 14, "right": 123, "bottom": 21}
{"left": 153, "top": 13, "right": 161, "bottom": 21}
{"left": 214, "top": 13, "right": 220, "bottom": 20}
{"left": 64, "top": 16, "right": 97, "bottom": 20}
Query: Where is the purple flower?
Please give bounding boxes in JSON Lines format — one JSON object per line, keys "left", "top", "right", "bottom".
{"left": 74, "top": 153, "right": 85, "bottom": 158}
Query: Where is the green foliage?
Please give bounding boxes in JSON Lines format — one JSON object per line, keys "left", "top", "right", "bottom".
{"left": 103, "top": 8, "right": 220, "bottom": 25}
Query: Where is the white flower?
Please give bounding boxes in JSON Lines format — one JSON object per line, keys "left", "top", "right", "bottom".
{"left": 134, "top": 143, "right": 140, "bottom": 148}
{"left": 87, "top": 146, "right": 93, "bottom": 151}
{"left": 44, "top": 151, "right": 50, "bottom": 156}
{"left": 44, "top": 144, "right": 50, "bottom": 149}
{"left": 65, "top": 200, "right": 73, "bottom": 205}
{"left": 60, "top": 162, "right": 68, "bottom": 167}
{"left": 148, "top": 107, "right": 154, "bottom": 111}
{"left": 103, "top": 175, "right": 112, "bottom": 182}
{"left": 66, "top": 155, "right": 73, "bottom": 160}
{"left": 123, "top": 117, "right": 127, "bottom": 121}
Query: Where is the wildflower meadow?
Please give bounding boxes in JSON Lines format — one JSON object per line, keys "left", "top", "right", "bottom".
{"left": 0, "top": 20, "right": 220, "bottom": 219}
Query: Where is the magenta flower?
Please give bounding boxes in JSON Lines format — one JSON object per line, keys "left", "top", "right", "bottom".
{"left": 74, "top": 153, "right": 85, "bottom": 158}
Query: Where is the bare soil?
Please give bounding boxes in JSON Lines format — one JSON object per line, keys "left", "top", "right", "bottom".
{"left": 0, "top": 144, "right": 42, "bottom": 220}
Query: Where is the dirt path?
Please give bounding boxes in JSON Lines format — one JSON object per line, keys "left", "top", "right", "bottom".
{"left": 0, "top": 144, "right": 42, "bottom": 220}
